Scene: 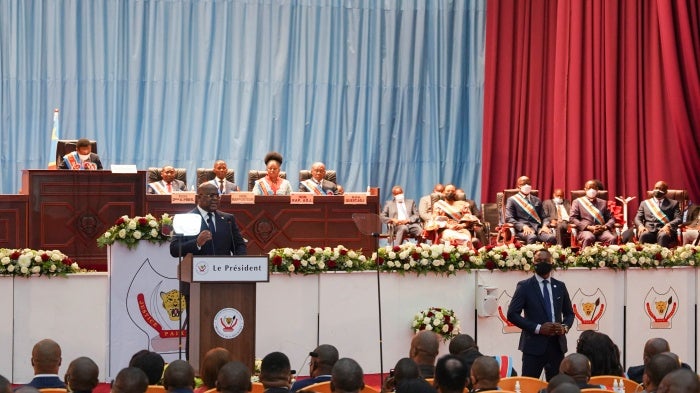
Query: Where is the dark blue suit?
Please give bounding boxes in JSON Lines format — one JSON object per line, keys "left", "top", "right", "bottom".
{"left": 25, "top": 375, "right": 66, "bottom": 389}
{"left": 170, "top": 208, "right": 247, "bottom": 258}
{"left": 507, "top": 274, "right": 574, "bottom": 380}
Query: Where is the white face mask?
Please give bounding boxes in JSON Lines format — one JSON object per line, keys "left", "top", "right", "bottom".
{"left": 520, "top": 184, "right": 532, "bottom": 195}
{"left": 586, "top": 188, "right": 598, "bottom": 198}
{"left": 553, "top": 197, "right": 563, "bottom": 205}
{"left": 79, "top": 154, "right": 91, "bottom": 161}
{"left": 394, "top": 194, "right": 405, "bottom": 202}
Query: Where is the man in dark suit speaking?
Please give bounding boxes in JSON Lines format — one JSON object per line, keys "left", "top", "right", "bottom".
{"left": 170, "top": 183, "right": 247, "bottom": 257}
{"left": 507, "top": 249, "right": 574, "bottom": 380}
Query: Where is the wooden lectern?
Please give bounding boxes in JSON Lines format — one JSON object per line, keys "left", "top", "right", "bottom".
{"left": 179, "top": 254, "right": 269, "bottom": 372}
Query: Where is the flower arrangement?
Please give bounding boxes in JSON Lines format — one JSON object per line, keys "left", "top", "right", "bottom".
{"left": 0, "top": 248, "right": 81, "bottom": 277}
{"left": 97, "top": 213, "right": 173, "bottom": 249}
{"left": 412, "top": 307, "right": 460, "bottom": 341}
{"left": 268, "top": 245, "right": 371, "bottom": 274}
{"left": 266, "top": 243, "right": 699, "bottom": 275}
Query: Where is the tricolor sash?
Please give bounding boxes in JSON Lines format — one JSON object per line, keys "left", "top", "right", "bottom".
{"left": 645, "top": 199, "right": 670, "bottom": 224}
{"left": 255, "top": 179, "right": 275, "bottom": 195}
{"left": 577, "top": 197, "right": 605, "bottom": 224}
{"left": 302, "top": 179, "right": 325, "bottom": 195}
{"left": 63, "top": 152, "right": 83, "bottom": 170}
{"left": 512, "top": 194, "right": 542, "bottom": 224}
{"left": 433, "top": 200, "right": 464, "bottom": 220}
{"left": 149, "top": 181, "right": 168, "bottom": 195}
{"left": 494, "top": 355, "right": 516, "bottom": 378}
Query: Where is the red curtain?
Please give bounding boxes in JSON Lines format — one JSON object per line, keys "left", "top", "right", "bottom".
{"left": 482, "top": 0, "right": 700, "bottom": 217}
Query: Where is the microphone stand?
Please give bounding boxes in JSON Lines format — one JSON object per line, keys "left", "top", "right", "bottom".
{"left": 174, "top": 232, "right": 185, "bottom": 360}
{"left": 371, "top": 230, "right": 385, "bottom": 387}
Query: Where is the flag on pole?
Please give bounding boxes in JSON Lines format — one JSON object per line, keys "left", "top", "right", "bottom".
{"left": 48, "top": 109, "right": 60, "bottom": 169}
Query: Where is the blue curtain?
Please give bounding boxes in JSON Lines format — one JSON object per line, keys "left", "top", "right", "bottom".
{"left": 0, "top": 0, "right": 485, "bottom": 205}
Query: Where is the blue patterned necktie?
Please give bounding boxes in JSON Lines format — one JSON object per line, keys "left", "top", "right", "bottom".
{"left": 542, "top": 280, "right": 553, "bottom": 322}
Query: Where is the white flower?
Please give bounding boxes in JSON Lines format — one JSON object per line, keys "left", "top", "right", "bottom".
{"left": 50, "top": 264, "right": 57, "bottom": 272}
{"left": 300, "top": 260, "right": 308, "bottom": 267}
{"left": 118, "top": 229, "right": 127, "bottom": 238}
{"left": 31, "top": 266, "right": 41, "bottom": 274}
{"left": 133, "top": 231, "right": 142, "bottom": 240}
{"left": 127, "top": 220, "right": 137, "bottom": 230}
{"left": 442, "top": 324, "right": 450, "bottom": 333}
{"left": 288, "top": 265, "right": 295, "bottom": 272}
{"left": 149, "top": 220, "right": 158, "bottom": 228}
{"left": 7, "top": 265, "right": 15, "bottom": 272}
{"left": 18, "top": 255, "right": 32, "bottom": 268}
{"left": 150, "top": 229, "right": 159, "bottom": 237}
{"left": 34, "top": 256, "right": 42, "bottom": 263}
{"left": 318, "top": 262, "right": 325, "bottom": 269}
{"left": 20, "top": 266, "right": 28, "bottom": 274}
{"left": 71, "top": 262, "right": 80, "bottom": 271}
{"left": 345, "top": 260, "right": 353, "bottom": 268}
{"left": 1, "top": 257, "right": 10, "bottom": 265}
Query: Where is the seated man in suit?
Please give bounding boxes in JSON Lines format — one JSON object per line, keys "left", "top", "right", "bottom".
{"left": 25, "top": 338, "right": 66, "bottom": 389}
{"left": 64, "top": 356, "right": 99, "bottom": 393}
{"left": 381, "top": 186, "right": 423, "bottom": 246}
{"left": 419, "top": 183, "right": 445, "bottom": 223}
{"left": 148, "top": 165, "right": 187, "bottom": 194}
{"left": 683, "top": 202, "right": 700, "bottom": 245}
{"left": 569, "top": 180, "right": 617, "bottom": 247}
{"left": 468, "top": 356, "right": 500, "bottom": 393}
{"left": 299, "top": 162, "right": 343, "bottom": 195}
{"left": 58, "top": 138, "right": 103, "bottom": 170}
{"left": 290, "top": 344, "right": 339, "bottom": 392}
{"left": 542, "top": 188, "right": 572, "bottom": 247}
{"left": 635, "top": 181, "right": 682, "bottom": 247}
{"left": 209, "top": 160, "right": 240, "bottom": 194}
{"left": 505, "top": 176, "right": 555, "bottom": 244}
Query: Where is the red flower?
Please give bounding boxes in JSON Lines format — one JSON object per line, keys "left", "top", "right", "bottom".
{"left": 377, "top": 257, "right": 384, "bottom": 265}
{"left": 636, "top": 244, "right": 643, "bottom": 251}
{"left": 486, "top": 245, "right": 495, "bottom": 251}
{"left": 444, "top": 315, "right": 451, "bottom": 322}
{"left": 446, "top": 323, "right": 453, "bottom": 332}
{"left": 485, "top": 260, "right": 496, "bottom": 270}
{"left": 461, "top": 253, "right": 470, "bottom": 261}
{"left": 427, "top": 311, "right": 434, "bottom": 317}
{"left": 442, "top": 252, "right": 450, "bottom": 259}
{"left": 412, "top": 252, "right": 421, "bottom": 260}
{"left": 41, "top": 253, "right": 50, "bottom": 261}
{"left": 328, "top": 260, "right": 337, "bottom": 269}
{"left": 419, "top": 324, "right": 426, "bottom": 330}
{"left": 308, "top": 248, "right": 315, "bottom": 255}
{"left": 63, "top": 257, "right": 72, "bottom": 266}
{"left": 115, "top": 217, "right": 125, "bottom": 225}
{"left": 10, "top": 251, "right": 20, "bottom": 260}
{"left": 501, "top": 251, "right": 508, "bottom": 259}
{"left": 515, "top": 243, "right": 522, "bottom": 249}
{"left": 339, "top": 249, "right": 347, "bottom": 255}
{"left": 654, "top": 253, "right": 663, "bottom": 261}
{"left": 559, "top": 254, "right": 566, "bottom": 261}
{"left": 272, "top": 255, "right": 282, "bottom": 266}
{"left": 138, "top": 217, "right": 148, "bottom": 225}
{"left": 292, "top": 261, "right": 300, "bottom": 269}
{"left": 393, "top": 245, "right": 401, "bottom": 252}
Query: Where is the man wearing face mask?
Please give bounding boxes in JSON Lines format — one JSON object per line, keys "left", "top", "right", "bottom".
{"left": 569, "top": 180, "right": 617, "bottom": 247}
{"left": 543, "top": 189, "right": 572, "bottom": 247}
{"left": 58, "top": 138, "right": 103, "bottom": 170}
{"left": 506, "top": 249, "right": 574, "bottom": 381}
{"left": 381, "top": 186, "right": 423, "bottom": 246}
{"left": 634, "top": 181, "right": 681, "bottom": 247}
{"left": 505, "top": 176, "right": 555, "bottom": 244}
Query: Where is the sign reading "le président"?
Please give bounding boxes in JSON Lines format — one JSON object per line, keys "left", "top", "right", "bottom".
{"left": 191, "top": 256, "right": 269, "bottom": 282}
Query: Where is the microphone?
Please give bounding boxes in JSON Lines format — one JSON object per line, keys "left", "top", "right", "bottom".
{"left": 227, "top": 218, "right": 237, "bottom": 256}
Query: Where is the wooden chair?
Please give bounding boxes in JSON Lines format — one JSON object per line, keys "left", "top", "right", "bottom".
{"left": 481, "top": 202, "right": 500, "bottom": 245}
{"left": 145, "top": 386, "right": 166, "bottom": 393}
{"left": 361, "top": 385, "right": 381, "bottom": 393}
{"left": 252, "top": 382, "right": 265, "bottom": 393}
{"left": 589, "top": 375, "right": 642, "bottom": 393}
{"left": 643, "top": 189, "right": 689, "bottom": 245}
{"left": 498, "top": 376, "right": 547, "bottom": 393}
{"left": 147, "top": 167, "right": 188, "bottom": 187}
{"left": 299, "top": 381, "right": 332, "bottom": 393}
{"left": 495, "top": 189, "right": 540, "bottom": 245}
{"left": 580, "top": 389, "right": 613, "bottom": 393}
{"left": 196, "top": 168, "right": 236, "bottom": 187}
{"left": 247, "top": 170, "right": 288, "bottom": 191}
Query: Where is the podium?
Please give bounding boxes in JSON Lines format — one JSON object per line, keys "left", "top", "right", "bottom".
{"left": 180, "top": 254, "right": 269, "bottom": 371}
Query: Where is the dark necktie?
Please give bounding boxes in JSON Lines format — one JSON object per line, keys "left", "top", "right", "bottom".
{"left": 542, "top": 280, "right": 553, "bottom": 322}
{"left": 207, "top": 212, "right": 216, "bottom": 233}
{"left": 219, "top": 179, "right": 225, "bottom": 193}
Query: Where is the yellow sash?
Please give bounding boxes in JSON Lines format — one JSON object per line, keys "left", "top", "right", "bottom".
{"left": 577, "top": 197, "right": 605, "bottom": 224}
{"left": 434, "top": 200, "right": 464, "bottom": 220}
{"left": 512, "top": 194, "right": 542, "bottom": 224}
{"left": 645, "top": 199, "right": 670, "bottom": 224}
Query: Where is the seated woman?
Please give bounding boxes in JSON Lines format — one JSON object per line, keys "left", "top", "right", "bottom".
{"left": 428, "top": 199, "right": 481, "bottom": 246}
{"left": 253, "top": 151, "right": 293, "bottom": 195}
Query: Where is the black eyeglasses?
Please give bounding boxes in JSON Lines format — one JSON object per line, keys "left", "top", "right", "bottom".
{"left": 198, "top": 193, "right": 220, "bottom": 199}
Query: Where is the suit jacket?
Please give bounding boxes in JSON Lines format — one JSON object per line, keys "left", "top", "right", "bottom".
{"left": 169, "top": 208, "right": 247, "bottom": 257}
{"left": 26, "top": 375, "right": 67, "bottom": 389}
{"left": 147, "top": 179, "right": 187, "bottom": 194}
{"left": 569, "top": 197, "right": 616, "bottom": 231}
{"left": 298, "top": 178, "right": 339, "bottom": 194}
{"left": 58, "top": 152, "right": 103, "bottom": 170}
{"left": 208, "top": 178, "right": 240, "bottom": 194}
{"left": 542, "top": 199, "right": 571, "bottom": 222}
{"left": 634, "top": 198, "right": 682, "bottom": 232}
{"left": 505, "top": 193, "right": 550, "bottom": 231}
{"left": 506, "top": 275, "right": 574, "bottom": 355}
{"left": 381, "top": 199, "right": 421, "bottom": 225}
{"left": 418, "top": 194, "right": 434, "bottom": 222}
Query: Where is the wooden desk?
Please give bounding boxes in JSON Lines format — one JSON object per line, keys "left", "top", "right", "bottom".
{"left": 16, "top": 170, "right": 380, "bottom": 270}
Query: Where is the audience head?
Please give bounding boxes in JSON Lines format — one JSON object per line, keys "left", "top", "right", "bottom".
{"left": 657, "top": 368, "right": 700, "bottom": 393}
{"left": 550, "top": 383, "right": 581, "bottom": 393}
{"left": 469, "top": 356, "right": 500, "bottom": 390}
{"left": 546, "top": 374, "right": 577, "bottom": 393}
{"left": 163, "top": 360, "right": 195, "bottom": 391}
{"left": 129, "top": 350, "right": 166, "bottom": 385}
{"left": 213, "top": 160, "right": 229, "bottom": 180}
{"left": 160, "top": 166, "right": 176, "bottom": 183}
{"left": 434, "top": 355, "right": 467, "bottom": 393}
{"left": 310, "top": 162, "right": 327, "bottom": 182}
{"left": 644, "top": 338, "right": 672, "bottom": 365}
{"left": 216, "top": 361, "right": 252, "bottom": 393}
{"left": 559, "top": 353, "right": 592, "bottom": 384}
{"left": 200, "top": 347, "right": 233, "bottom": 389}
{"left": 310, "top": 344, "right": 339, "bottom": 377}
{"left": 76, "top": 138, "right": 92, "bottom": 155}
{"left": 112, "top": 367, "right": 149, "bottom": 393}
{"left": 396, "top": 379, "right": 437, "bottom": 393}
{"left": 448, "top": 334, "right": 477, "bottom": 356}
{"left": 575, "top": 330, "right": 623, "bottom": 376}
{"left": 65, "top": 356, "right": 99, "bottom": 392}
{"left": 516, "top": 176, "right": 532, "bottom": 194}
{"left": 410, "top": 331, "right": 440, "bottom": 368}
{"left": 432, "top": 184, "right": 445, "bottom": 195}
{"left": 0, "top": 374, "right": 11, "bottom": 393}
{"left": 31, "top": 338, "right": 62, "bottom": 374}
{"left": 260, "top": 352, "right": 292, "bottom": 388}
{"left": 391, "top": 358, "right": 421, "bottom": 386}
{"left": 331, "top": 358, "right": 364, "bottom": 393}
{"left": 644, "top": 353, "right": 682, "bottom": 391}
{"left": 197, "top": 183, "right": 221, "bottom": 212}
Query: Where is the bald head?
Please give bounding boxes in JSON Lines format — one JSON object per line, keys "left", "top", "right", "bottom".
{"left": 410, "top": 331, "right": 440, "bottom": 366}
{"left": 449, "top": 334, "right": 477, "bottom": 355}
{"left": 163, "top": 360, "right": 195, "bottom": 391}
{"left": 559, "top": 353, "right": 591, "bottom": 383}
{"left": 217, "top": 361, "right": 252, "bottom": 393}
{"left": 65, "top": 357, "right": 99, "bottom": 392}
{"left": 112, "top": 367, "right": 149, "bottom": 393}
{"left": 644, "top": 338, "right": 671, "bottom": 364}
{"left": 470, "top": 356, "right": 500, "bottom": 390}
{"left": 657, "top": 368, "right": 700, "bottom": 393}
{"left": 331, "top": 358, "right": 364, "bottom": 393}
{"left": 31, "top": 339, "right": 62, "bottom": 374}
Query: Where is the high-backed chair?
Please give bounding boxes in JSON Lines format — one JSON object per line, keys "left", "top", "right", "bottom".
{"left": 495, "top": 189, "right": 539, "bottom": 244}
{"left": 247, "top": 170, "right": 287, "bottom": 192}
{"left": 196, "top": 168, "right": 235, "bottom": 187}
{"left": 299, "top": 169, "right": 337, "bottom": 184}
{"left": 643, "top": 189, "right": 688, "bottom": 245}
{"left": 568, "top": 190, "right": 620, "bottom": 248}
{"left": 55, "top": 139, "right": 97, "bottom": 167}
{"left": 481, "top": 202, "right": 500, "bottom": 245}
{"left": 147, "top": 167, "right": 188, "bottom": 187}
